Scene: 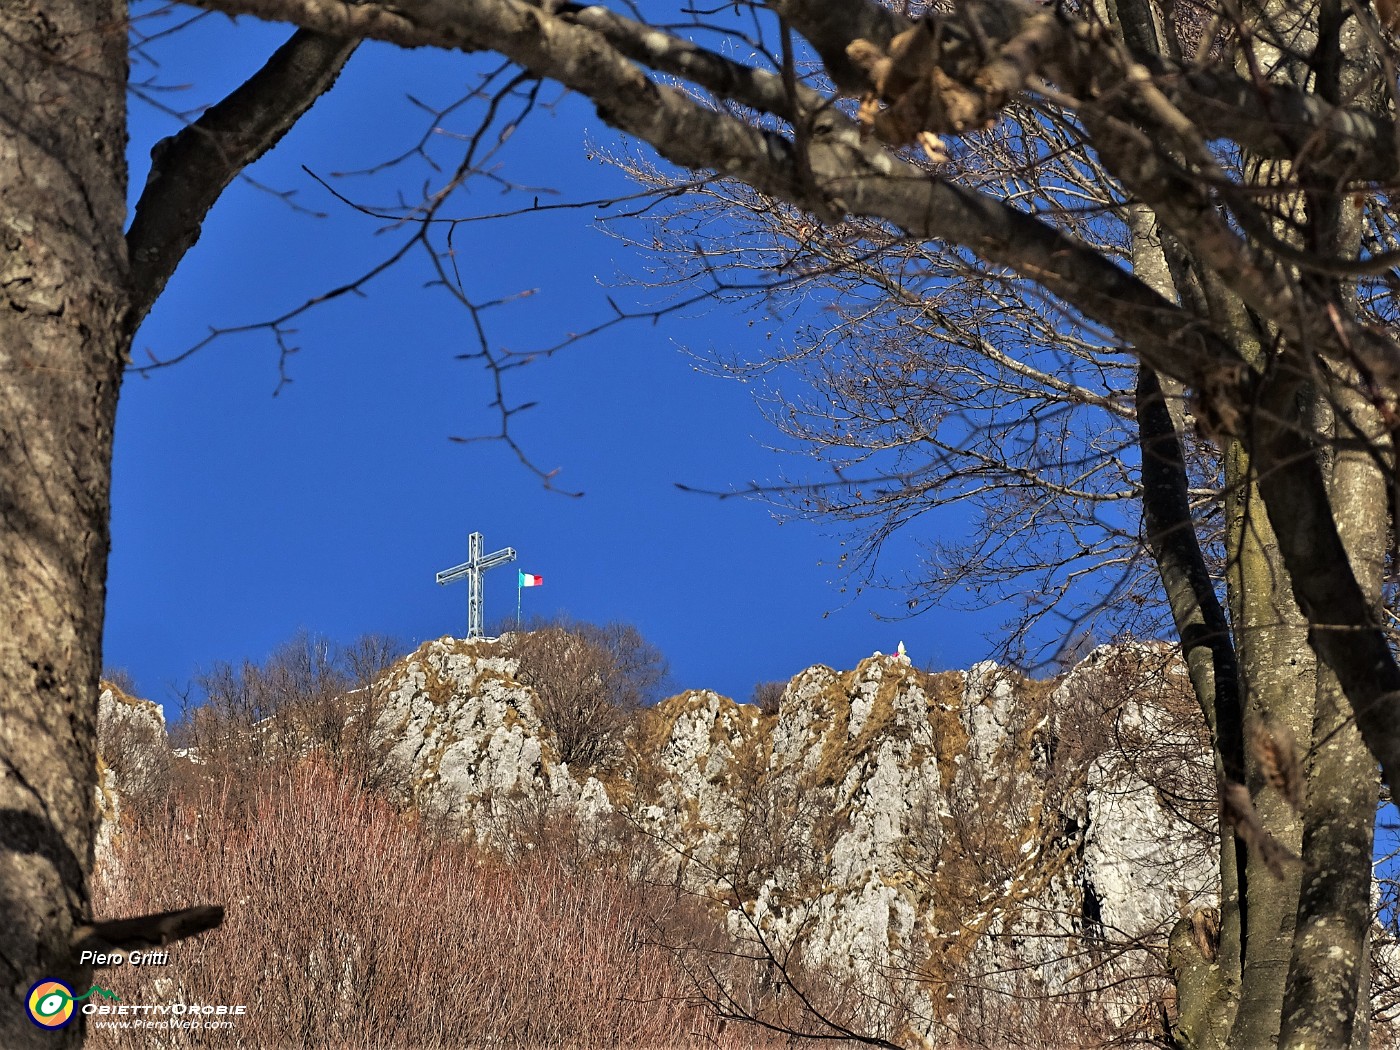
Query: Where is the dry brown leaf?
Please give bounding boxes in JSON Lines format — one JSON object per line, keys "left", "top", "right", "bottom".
{"left": 1250, "top": 719, "right": 1303, "bottom": 812}
{"left": 1222, "top": 781, "right": 1300, "bottom": 879}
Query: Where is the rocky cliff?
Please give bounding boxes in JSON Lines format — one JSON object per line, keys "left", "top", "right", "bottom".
{"left": 94, "top": 683, "right": 169, "bottom": 872}
{"left": 365, "top": 636, "right": 1218, "bottom": 1039}
{"left": 97, "top": 636, "right": 1220, "bottom": 1041}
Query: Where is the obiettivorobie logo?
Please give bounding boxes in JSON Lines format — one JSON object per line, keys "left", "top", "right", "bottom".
{"left": 26, "top": 979, "right": 119, "bottom": 1029}
{"left": 25, "top": 979, "right": 249, "bottom": 1033}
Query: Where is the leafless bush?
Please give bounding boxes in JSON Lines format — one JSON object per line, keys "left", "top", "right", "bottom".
{"left": 91, "top": 761, "right": 795, "bottom": 1050}
{"left": 297, "top": 632, "right": 402, "bottom": 789}
{"left": 507, "top": 617, "right": 668, "bottom": 772}
{"left": 172, "top": 630, "right": 403, "bottom": 791}
{"left": 670, "top": 911, "right": 898, "bottom": 1050}
{"left": 749, "top": 681, "right": 785, "bottom": 717}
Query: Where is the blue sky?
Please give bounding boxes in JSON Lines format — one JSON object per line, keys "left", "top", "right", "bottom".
{"left": 104, "top": 15, "right": 1009, "bottom": 706}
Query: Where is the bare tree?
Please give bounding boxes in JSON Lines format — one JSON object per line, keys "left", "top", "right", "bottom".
{"left": 750, "top": 681, "right": 786, "bottom": 717}
{"left": 6, "top": 1, "right": 1400, "bottom": 1047}
{"left": 594, "top": 9, "right": 1382, "bottom": 1045}
{"left": 506, "top": 618, "right": 668, "bottom": 771}
{"left": 174, "top": 630, "right": 403, "bottom": 784}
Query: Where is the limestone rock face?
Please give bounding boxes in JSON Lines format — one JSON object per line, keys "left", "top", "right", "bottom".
{"left": 370, "top": 637, "right": 1216, "bottom": 1037}
{"left": 1067, "top": 647, "right": 1216, "bottom": 942}
{"left": 95, "top": 684, "right": 170, "bottom": 870}
{"left": 95, "top": 758, "right": 120, "bottom": 873}
{"left": 626, "top": 688, "right": 765, "bottom": 880}
{"left": 738, "top": 658, "right": 959, "bottom": 1003}
{"left": 372, "top": 637, "right": 612, "bottom": 841}
{"left": 95, "top": 634, "right": 1216, "bottom": 1040}
{"left": 629, "top": 650, "right": 1214, "bottom": 1035}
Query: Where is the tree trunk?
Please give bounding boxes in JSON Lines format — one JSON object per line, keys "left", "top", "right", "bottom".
{"left": 1276, "top": 17, "right": 1387, "bottom": 1041}
{"left": 1127, "top": 207, "right": 1245, "bottom": 1042}
{"left": 0, "top": 1, "right": 128, "bottom": 1045}
{"left": 1275, "top": 382, "right": 1385, "bottom": 1050}
{"left": 1222, "top": 439, "right": 1314, "bottom": 1050}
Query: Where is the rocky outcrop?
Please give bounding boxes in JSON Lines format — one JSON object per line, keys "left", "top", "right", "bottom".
{"left": 372, "top": 637, "right": 613, "bottom": 843}
{"left": 623, "top": 646, "right": 1215, "bottom": 1037}
{"left": 93, "top": 637, "right": 1217, "bottom": 1041}
{"left": 368, "top": 636, "right": 1217, "bottom": 1039}
{"left": 95, "top": 683, "right": 170, "bottom": 870}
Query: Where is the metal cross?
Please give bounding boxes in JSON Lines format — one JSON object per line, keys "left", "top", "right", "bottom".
{"left": 435, "top": 531, "right": 517, "bottom": 639}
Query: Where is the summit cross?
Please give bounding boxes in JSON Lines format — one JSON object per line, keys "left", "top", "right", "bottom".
{"left": 435, "top": 531, "right": 517, "bottom": 639}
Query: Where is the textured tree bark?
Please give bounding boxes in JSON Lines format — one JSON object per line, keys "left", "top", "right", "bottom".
{"left": 0, "top": 0, "right": 129, "bottom": 1045}
{"left": 1169, "top": 917, "right": 1234, "bottom": 1050}
{"left": 1127, "top": 207, "right": 1246, "bottom": 1037}
{"left": 1223, "top": 449, "right": 1313, "bottom": 1050}
{"left": 1276, "top": 12, "right": 1385, "bottom": 1029}
{"left": 1137, "top": 364, "right": 1245, "bottom": 1020}
{"left": 0, "top": 13, "right": 363, "bottom": 1045}
{"left": 1139, "top": 365, "right": 1242, "bottom": 1050}
{"left": 1276, "top": 382, "right": 1385, "bottom": 1050}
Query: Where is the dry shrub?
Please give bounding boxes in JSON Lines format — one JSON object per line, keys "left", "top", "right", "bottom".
{"left": 91, "top": 761, "right": 786, "bottom": 1049}
{"left": 506, "top": 618, "right": 668, "bottom": 773}
{"left": 670, "top": 910, "right": 916, "bottom": 1049}
{"left": 172, "top": 632, "right": 401, "bottom": 797}
{"left": 749, "top": 681, "right": 785, "bottom": 717}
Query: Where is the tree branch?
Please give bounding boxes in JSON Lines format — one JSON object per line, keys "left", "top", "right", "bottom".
{"left": 565, "top": 5, "right": 824, "bottom": 121}
{"left": 1156, "top": 60, "right": 1397, "bottom": 184}
{"left": 180, "top": 0, "right": 1255, "bottom": 406}
{"left": 766, "top": 0, "right": 907, "bottom": 93}
{"left": 126, "top": 29, "right": 359, "bottom": 330}
{"left": 72, "top": 906, "right": 225, "bottom": 961}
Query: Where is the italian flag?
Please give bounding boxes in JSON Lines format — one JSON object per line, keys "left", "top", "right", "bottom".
{"left": 519, "top": 572, "right": 543, "bottom": 587}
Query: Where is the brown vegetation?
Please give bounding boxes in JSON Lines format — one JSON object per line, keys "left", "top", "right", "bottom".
{"left": 750, "top": 681, "right": 785, "bottom": 718}
{"left": 170, "top": 631, "right": 402, "bottom": 793}
{"left": 505, "top": 618, "right": 668, "bottom": 773}
{"left": 91, "top": 761, "right": 789, "bottom": 1050}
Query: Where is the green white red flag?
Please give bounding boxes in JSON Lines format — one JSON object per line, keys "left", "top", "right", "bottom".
{"left": 519, "top": 572, "right": 543, "bottom": 587}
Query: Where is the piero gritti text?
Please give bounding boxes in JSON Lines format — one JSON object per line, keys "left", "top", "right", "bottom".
{"left": 79, "top": 949, "right": 171, "bottom": 967}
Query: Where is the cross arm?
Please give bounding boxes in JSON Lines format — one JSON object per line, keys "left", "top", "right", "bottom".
{"left": 476, "top": 547, "right": 517, "bottom": 571}
{"left": 435, "top": 563, "right": 473, "bottom": 585}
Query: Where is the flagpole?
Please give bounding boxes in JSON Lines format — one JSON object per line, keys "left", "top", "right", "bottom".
{"left": 516, "top": 571, "right": 522, "bottom": 629}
